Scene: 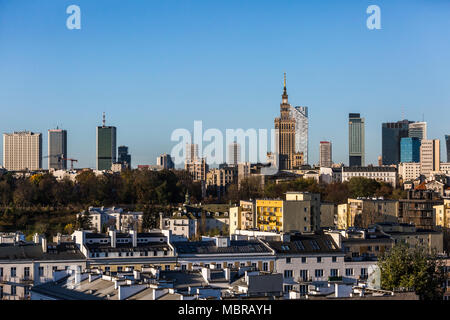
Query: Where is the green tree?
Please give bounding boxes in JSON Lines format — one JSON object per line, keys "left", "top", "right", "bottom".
{"left": 378, "top": 242, "right": 447, "bottom": 300}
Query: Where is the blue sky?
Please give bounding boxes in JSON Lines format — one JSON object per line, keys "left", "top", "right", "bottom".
{"left": 0, "top": 0, "right": 449, "bottom": 168}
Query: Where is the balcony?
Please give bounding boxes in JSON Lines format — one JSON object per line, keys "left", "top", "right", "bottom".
{"left": 297, "top": 277, "right": 313, "bottom": 283}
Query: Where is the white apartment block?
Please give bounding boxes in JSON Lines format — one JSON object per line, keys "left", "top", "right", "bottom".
{"left": 77, "top": 207, "right": 144, "bottom": 233}
{"left": 342, "top": 166, "right": 397, "bottom": 187}
{"left": 3, "top": 131, "right": 42, "bottom": 171}
{"left": 398, "top": 162, "right": 421, "bottom": 181}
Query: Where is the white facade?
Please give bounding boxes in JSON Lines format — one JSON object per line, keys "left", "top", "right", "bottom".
{"left": 408, "top": 122, "right": 427, "bottom": 140}
{"left": 420, "top": 139, "right": 440, "bottom": 178}
{"left": 78, "top": 207, "right": 144, "bottom": 233}
{"left": 398, "top": 162, "right": 421, "bottom": 181}
{"left": 3, "top": 131, "right": 42, "bottom": 171}
{"left": 342, "top": 167, "right": 397, "bottom": 187}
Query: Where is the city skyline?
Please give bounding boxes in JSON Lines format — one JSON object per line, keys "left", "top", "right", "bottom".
{"left": 0, "top": 1, "right": 449, "bottom": 168}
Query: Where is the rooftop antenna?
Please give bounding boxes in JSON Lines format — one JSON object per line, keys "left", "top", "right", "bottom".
{"left": 102, "top": 112, "right": 106, "bottom": 127}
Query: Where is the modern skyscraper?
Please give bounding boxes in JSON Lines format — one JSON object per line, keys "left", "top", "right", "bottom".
{"left": 96, "top": 113, "right": 117, "bottom": 171}
{"left": 48, "top": 128, "right": 67, "bottom": 170}
{"left": 3, "top": 131, "right": 42, "bottom": 171}
{"left": 446, "top": 135, "right": 450, "bottom": 162}
{"left": 290, "top": 106, "right": 308, "bottom": 165}
{"left": 228, "top": 141, "right": 241, "bottom": 166}
{"left": 274, "top": 74, "right": 303, "bottom": 170}
{"left": 381, "top": 120, "right": 411, "bottom": 165}
{"left": 420, "top": 139, "right": 440, "bottom": 177}
{"left": 400, "top": 137, "right": 421, "bottom": 163}
{"left": 408, "top": 122, "right": 427, "bottom": 140}
{"left": 348, "top": 113, "right": 365, "bottom": 167}
{"left": 157, "top": 153, "right": 174, "bottom": 169}
{"left": 319, "top": 141, "right": 332, "bottom": 167}
{"left": 118, "top": 145, "right": 131, "bottom": 167}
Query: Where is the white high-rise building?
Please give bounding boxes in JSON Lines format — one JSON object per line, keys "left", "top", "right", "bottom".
{"left": 228, "top": 141, "right": 241, "bottom": 166}
{"left": 409, "top": 122, "right": 427, "bottom": 140}
{"left": 185, "top": 143, "right": 199, "bottom": 163}
{"left": 290, "top": 106, "right": 308, "bottom": 165}
{"left": 3, "top": 131, "right": 42, "bottom": 171}
{"left": 420, "top": 139, "right": 440, "bottom": 178}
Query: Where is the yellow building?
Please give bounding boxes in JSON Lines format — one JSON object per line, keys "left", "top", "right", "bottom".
{"left": 434, "top": 199, "right": 450, "bottom": 228}
{"left": 229, "top": 200, "right": 255, "bottom": 235}
{"left": 256, "top": 200, "right": 284, "bottom": 232}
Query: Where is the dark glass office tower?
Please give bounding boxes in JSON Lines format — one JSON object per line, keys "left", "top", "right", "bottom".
{"left": 349, "top": 113, "right": 365, "bottom": 166}
{"left": 381, "top": 120, "right": 412, "bottom": 165}
{"left": 400, "top": 137, "right": 421, "bottom": 163}
{"left": 48, "top": 129, "right": 67, "bottom": 170}
{"left": 118, "top": 145, "right": 131, "bottom": 167}
{"left": 446, "top": 135, "right": 450, "bottom": 162}
{"left": 96, "top": 114, "right": 116, "bottom": 171}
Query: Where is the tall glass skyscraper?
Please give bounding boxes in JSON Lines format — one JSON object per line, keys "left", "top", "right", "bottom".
{"left": 381, "top": 120, "right": 411, "bottom": 165}
{"left": 446, "top": 135, "right": 450, "bottom": 163}
{"left": 289, "top": 106, "right": 308, "bottom": 165}
{"left": 400, "top": 137, "right": 421, "bottom": 163}
{"left": 96, "top": 114, "right": 117, "bottom": 171}
{"left": 348, "top": 113, "right": 365, "bottom": 167}
{"left": 48, "top": 129, "right": 67, "bottom": 170}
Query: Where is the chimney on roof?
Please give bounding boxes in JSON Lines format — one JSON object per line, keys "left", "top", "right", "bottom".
{"left": 109, "top": 230, "right": 117, "bottom": 248}
{"left": 42, "top": 237, "right": 47, "bottom": 253}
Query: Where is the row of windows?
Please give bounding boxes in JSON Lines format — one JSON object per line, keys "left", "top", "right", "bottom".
{"left": 283, "top": 268, "right": 368, "bottom": 279}
{"left": 285, "top": 256, "right": 338, "bottom": 264}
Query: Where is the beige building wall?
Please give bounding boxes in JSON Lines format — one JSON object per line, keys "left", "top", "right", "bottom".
{"left": 3, "top": 132, "right": 42, "bottom": 171}
{"left": 420, "top": 139, "right": 440, "bottom": 178}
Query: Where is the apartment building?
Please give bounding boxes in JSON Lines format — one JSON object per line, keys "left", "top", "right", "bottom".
{"left": 229, "top": 200, "right": 256, "bottom": 235}
{"left": 256, "top": 192, "right": 321, "bottom": 233}
{"left": 398, "top": 162, "right": 422, "bottom": 182}
{"left": 342, "top": 166, "right": 397, "bottom": 187}
{"left": 3, "top": 131, "right": 42, "bottom": 171}
{"left": 77, "top": 206, "right": 144, "bottom": 233}
{"left": 434, "top": 199, "right": 450, "bottom": 229}
{"left": 0, "top": 234, "right": 86, "bottom": 300}
{"left": 398, "top": 190, "right": 443, "bottom": 229}
{"left": 337, "top": 198, "right": 399, "bottom": 229}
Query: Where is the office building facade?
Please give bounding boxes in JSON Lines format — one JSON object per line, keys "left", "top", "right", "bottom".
{"left": 408, "top": 122, "right": 427, "bottom": 140}
{"left": 400, "top": 137, "right": 421, "bottom": 163}
{"left": 319, "top": 141, "right": 332, "bottom": 167}
{"left": 3, "top": 131, "right": 42, "bottom": 171}
{"left": 228, "top": 141, "right": 241, "bottom": 166}
{"left": 157, "top": 153, "right": 174, "bottom": 169}
{"left": 118, "top": 145, "right": 131, "bottom": 167}
{"left": 420, "top": 139, "right": 440, "bottom": 178}
{"left": 48, "top": 129, "right": 67, "bottom": 170}
{"left": 348, "top": 113, "right": 365, "bottom": 166}
{"left": 381, "top": 120, "right": 411, "bottom": 165}
{"left": 96, "top": 116, "right": 117, "bottom": 171}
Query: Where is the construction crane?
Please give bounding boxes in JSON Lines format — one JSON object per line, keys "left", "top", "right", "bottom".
{"left": 43, "top": 154, "right": 78, "bottom": 170}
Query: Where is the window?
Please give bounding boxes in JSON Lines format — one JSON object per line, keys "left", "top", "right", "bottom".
{"left": 105, "top": 267, "right": 110, "bottom": 273}
{"left": 24, "top": 286, "right": 30, "bottom": 296}
{"left": 0, "top": 286, "right": 3, "bottom": 299}
{"left": 165, "top": 265, "right": 170, "bottom": 271}
{"left": 181, "top": 265, "right": 187, "bottom": 270}
{"left": 317, "top": 257, "right": 322, "bottom": 263}
{"left": 299, "top": 285, "right": 308, "bottom": 296}
{"left": 299, "top": 270, "right": 308, "bottom": 281}
{"left": 332, "top": 256, "right": 337, "bottom": 263}
{"left": 24, "top": 267, "right": 30, "bottom": 278}
{"left": 345, "top": 268, "right": 354, "bottom": 276}
{"left": 11, "top": 285, "right": 16, "bottom": 296}
{"left": 52, "top": 266, "right": 58, "bottom": 273}
{"left": 284, "top": 270, "right": 293, "bottom": 278}
{"left": 330, "top": 269, "right": 339, "bottom": 277}
{"left": 361, "top": 268, "right": 367, "bottom": 276}
{"left": 117, "top": 267, "right": 123, "bottom": 272}
{"left": 11, "top": 267, "right": 16, "bottom": 277}
{"left": 284, "top": 285, "right": 293, "bottom": 293}
{"left": 301, "top": 257, "right": 307, "bottom": 263}
{"left": 286, "top": 257, "right": 291, "bottom": 264}
{"left": 0, "top": 267, "right": 2, "bottom": 278}
{"left": 375, "top": 246, "right": 380, "bottom": 251}
{"left": 315, "top": 269, "right": 323, "bottom": 278}
{"left": 263, "top": 262, "right": 268, "bottom": 271}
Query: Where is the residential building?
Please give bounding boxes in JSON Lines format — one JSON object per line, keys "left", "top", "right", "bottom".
{"left": 0, "top": 234, "right": 86, "bottom": 300}
{"left": 408, "top": 122, "right": 427, "bottom": 140}
{"left": 3, "top": 131, "right": 42, "bottom": 171}
{"left": 337, "top": 198, "right": 399, "bottom": 229}
{"left": 319, "top": 141, "right": 332, "bottom": 167}
{"left": 118, "top": 146, "right": 131, "bottom": 168}
{"left": 290, "top": 106, "right": 309, "bottom": 165}
{"left": 398, "top": 162, "right": 421, "bottom": 182}
{"left": 348, "top": 113, "right": 365, "bottom": 167}
{"left": 382, "top": 120, "right": 411, "bottom": 165}
{"left": 206, "top": 166, "right": 236, "bottom": 194}
{"left": 185, "top": 158, "right": 208, "bottom": 182}
{"left": 96, "top": 114, "right": 117, "bottom": 171}
{"left": 156, "top": 153, "right": 174, "bottom": 169}
{"left": 319, "top": 167, "right": 342, "bottom": 184}
{"left": 433, "top": 199, "right": 450, "bottom": 229}
{"left": 274, "top": 74, "right": 304, "bottom": 170}
{"left": 341, "top": 166, "right": 397, "bottom": 187}
{"left": 420, "top": 139, "right": 440, "bottom": 178}
{"left": 186, "top": 143, "right": 199, "bottom": 163}
{"left": 400, "top": 137, "right": 421, "bottom": 163}
{"left": 48, "top": 128, "right": 67, "bottom": 170}
{"left": 77, "top": 206, "right": 144, "bottom": 233}
{"left": 398, "top": 190, "right": 443, "bottom": 229}
{"left": 320, "top": 203, "right": 337, "bottom": 229}
{"left": 229, "top": 200, "right": 256, "bottom": 235}
{"left": 256, "top": 192, "right": 321, "bottom": 233}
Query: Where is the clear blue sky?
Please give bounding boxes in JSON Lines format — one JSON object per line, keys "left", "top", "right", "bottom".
{"left": 0, "top": 0, "right": 449, "bottom": 168}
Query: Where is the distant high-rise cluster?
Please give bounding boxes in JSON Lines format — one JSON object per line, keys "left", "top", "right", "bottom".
{"left": 348, "top": 113, "right": 365, "bottom": 167}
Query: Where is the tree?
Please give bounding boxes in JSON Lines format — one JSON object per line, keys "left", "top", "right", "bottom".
{"left": 378, "top": 242, "right": 447, "bottom": 300}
